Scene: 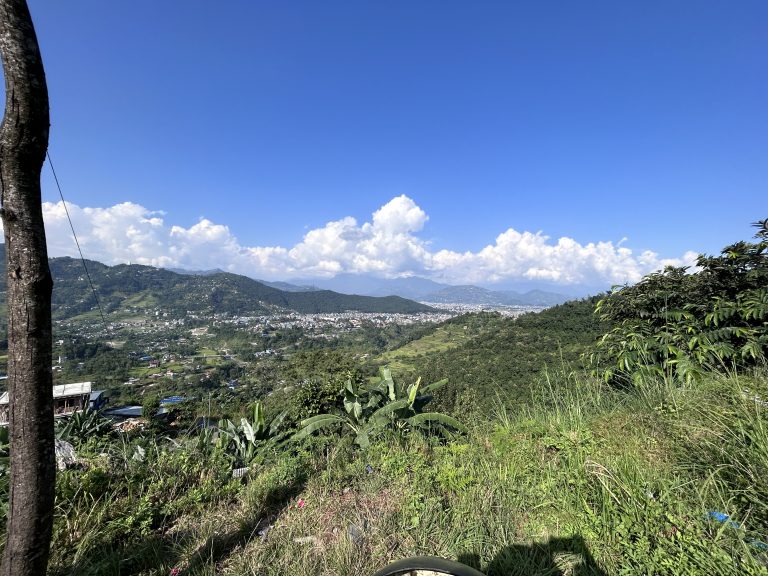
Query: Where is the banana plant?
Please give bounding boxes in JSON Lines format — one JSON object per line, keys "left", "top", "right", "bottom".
{"left": 216, "top": 401, "right": 288, "bottom": 465}
{"left": 292, "top": 367, "right": 466, "bottom": 448}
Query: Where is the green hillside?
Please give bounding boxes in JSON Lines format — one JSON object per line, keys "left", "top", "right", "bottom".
{"left": 0, "top": 246, "right": 435, "bottom": 320}
{"left": 374, "top": 298, "right": 607, "bottom": 411}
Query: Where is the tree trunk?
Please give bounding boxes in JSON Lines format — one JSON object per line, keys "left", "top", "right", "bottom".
{"left": 0, "top": 1, "right": 54, "bottom": 575}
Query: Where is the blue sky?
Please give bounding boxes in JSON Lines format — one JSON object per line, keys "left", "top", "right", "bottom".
{"left": 9, "top": 1, "right": 768, "bottom": 289}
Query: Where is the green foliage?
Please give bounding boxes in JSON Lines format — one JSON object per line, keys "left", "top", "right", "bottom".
{"left": 56, "top": 340, "right": 135, "bottom": 384}
{"left": 292, "top": 367, "right": 466, "bottom": 448}
{"left": 141, "top": 394, "right": 160, "bottom": 419}
{"left": 15, "top": 347, "right": 768, "bottom": 575}
{"left": 216, "top": 401, "right": 288, "bottom": 465}
{"left": 50, "top": 438, "right": 238, "bottom": 575}
{"left": 0, "top": 425, "right": 8, "bottom": 459}
{"left": 55, "top": 409, "right": 114, "bottom": 444}
{"left": 676, "top": 378, "right": 768, "bottom": 536}
{"left": 592, "top": 220, "right": 768, "bottom": 385}
{"left": 412, "top": 300, "right": 607, "bottom": 413}
{"left": 243, "top": 449, "right": 311, "bottom": 514}
{"left": 282, "top": 350, "right": 366, "bottom": 420}
{"left": 290, "top": 378, "right": 340, "bottom": 421}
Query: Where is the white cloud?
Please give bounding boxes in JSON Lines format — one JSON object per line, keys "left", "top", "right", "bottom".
{"left": 13, "top": 195, "right": 696, "bottom": 286}
{"left": 42, "top": 202, "right": 176, "bottom": 268}
{"left": 369, "top": 194, "right": 428, "bottom": 234}
{"left": 429, "top": 231, "right": 673, "bottom": 285}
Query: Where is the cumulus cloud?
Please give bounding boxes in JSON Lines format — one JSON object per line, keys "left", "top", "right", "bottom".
{"left": 16, "top": 194, "right": 696, "bottom": 286}
{"left": 429, "top": 230, "right": 694, "bottom": 285}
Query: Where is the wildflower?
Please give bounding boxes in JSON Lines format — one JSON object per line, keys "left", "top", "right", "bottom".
{"left": 296, "top": 498, "right": 306, "bottom": 509}
{"left": 169, "top": 568, "right": 181, "bottom": 576}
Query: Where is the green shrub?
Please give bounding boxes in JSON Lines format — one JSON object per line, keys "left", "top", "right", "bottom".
{"left": 591, "top": 220, "right": 768, "bottom": 386}
{"left": 292, "top": 368, "right": 466, "bottom": 448}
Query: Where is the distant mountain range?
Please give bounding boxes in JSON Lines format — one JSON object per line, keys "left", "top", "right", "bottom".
{"left": 0, "top": 246, "right": 570, "bottom": 319}
{"left": 258, "top": 280, "right": 318, "bottom": 293}
{"left": 421, "top": 285, "right": 569, "bottom": 307}
{"left": 289, "top": 274, "right": 446, "bottom": 299}
{"left": 285, "top": 274, "right": 569, "bottom": 306}
{"left": 161, "top": 269, "right": 570, "bottom": 306}
{"left": 165, "top": 267, "right": 225, "bottom": 276}
{"left": 0, "top": 247, "right": 434, "bottom": 320}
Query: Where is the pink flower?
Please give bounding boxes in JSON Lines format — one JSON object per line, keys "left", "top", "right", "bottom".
{"left": 296, "top": 498, "right": 306, "bottom": 509}
{"left": 170, "top": 568, "right": 181, "bottom": 576}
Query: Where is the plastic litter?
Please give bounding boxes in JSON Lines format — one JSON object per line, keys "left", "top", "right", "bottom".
{"left": 706, "top": 511, "right": 740, "bottom": 529}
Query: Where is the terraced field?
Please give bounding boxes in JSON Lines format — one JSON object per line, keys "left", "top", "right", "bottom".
{"left": 376, "top": 323, "right": 475, "bottom": 373}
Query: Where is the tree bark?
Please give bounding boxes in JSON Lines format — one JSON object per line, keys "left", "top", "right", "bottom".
{"left": 0, "top": 1, "right": 54, "bottom": 575}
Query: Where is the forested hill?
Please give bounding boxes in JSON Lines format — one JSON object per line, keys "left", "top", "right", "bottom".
{"left": 0, "top": 247, "right": 435, "bottom": 319}
{"left": 384, "top": 297, "right": 608, "bottom": 412}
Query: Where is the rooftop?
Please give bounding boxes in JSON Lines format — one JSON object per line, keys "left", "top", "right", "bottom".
{"left": 0, "top": 381, "right": 93, "bottom": 405}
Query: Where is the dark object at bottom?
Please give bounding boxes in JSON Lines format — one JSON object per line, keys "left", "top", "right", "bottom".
{"left": 372, "top": 556, "right": 486, "bottom": 576}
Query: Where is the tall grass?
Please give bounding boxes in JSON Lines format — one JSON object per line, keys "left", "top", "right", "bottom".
{"left": 14, "top": 367, "right": 767, "bottom": 575}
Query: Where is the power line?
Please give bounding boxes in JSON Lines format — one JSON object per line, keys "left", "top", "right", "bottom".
{"left": 46, "top": 152, "right": 108, "bottom": 330}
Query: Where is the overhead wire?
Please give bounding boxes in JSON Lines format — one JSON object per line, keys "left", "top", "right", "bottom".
{"left": 46, "top": 151, "right": 109, "bottom": 331}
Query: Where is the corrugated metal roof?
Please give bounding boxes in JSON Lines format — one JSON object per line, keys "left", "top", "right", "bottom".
{"left": 0, "top": 382, "right": 92, "bottom": 404}
{"left": 53, "top": 382, "right": 92, "bottom": 399}
{"left": 104, "top": 405, "right": 168, "bottom": 418}
{"left": 104, "top": 405, "right": 143, "bottom": 418}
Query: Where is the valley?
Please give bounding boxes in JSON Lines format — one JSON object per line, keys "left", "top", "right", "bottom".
{"left": 0, "top": 227, "right": 765, "bottom": 576}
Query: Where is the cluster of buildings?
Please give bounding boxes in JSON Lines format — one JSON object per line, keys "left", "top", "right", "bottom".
{"left": 253, "top": 310, "right": 455, "bottom": 335}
